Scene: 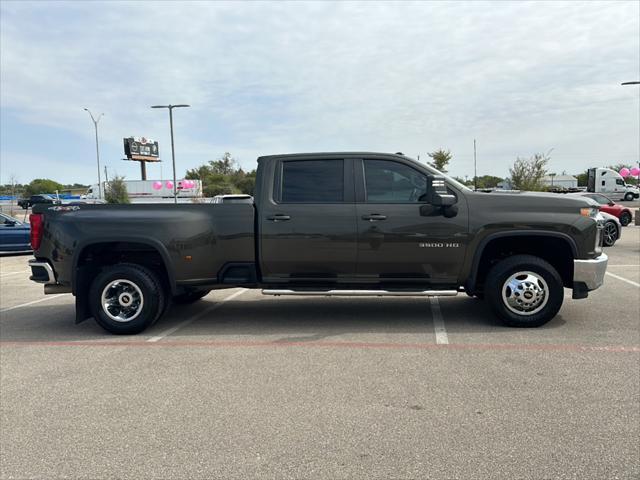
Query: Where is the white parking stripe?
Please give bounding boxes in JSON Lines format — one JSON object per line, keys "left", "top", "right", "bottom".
{"left": 429, "top": 297, "right": 449, "bottom": 345}
{"left": 0, "top": 271, "right": 27, "bottom": 278}
{"left": 605, "top": 272, "right": 640, "bottom": 288}
{"left": 147, "top": 289, "right": 246, "bottom": 342}
{"left": 0, "top": 294, "right": 65, "bottom": 314}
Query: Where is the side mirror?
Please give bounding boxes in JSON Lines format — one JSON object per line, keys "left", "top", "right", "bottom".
{"left": 428, "top": 175, "right": 457, "bottom": 207}
{"left": 4, "top": 220, "right": 17, "bottom": 226}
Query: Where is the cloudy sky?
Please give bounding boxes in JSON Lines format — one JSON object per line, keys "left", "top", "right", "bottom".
{"left": 1, "top": 0, "right": 638, "bottom": 185}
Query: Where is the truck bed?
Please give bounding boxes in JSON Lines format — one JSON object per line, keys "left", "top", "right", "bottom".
{"left": 32, "top": 203, "right": 256, "bottom": 291}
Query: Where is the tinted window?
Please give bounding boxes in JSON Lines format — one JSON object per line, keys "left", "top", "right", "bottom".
{"left": 616, "top": 179, "right": 625, "bottom": 185}
{"left": 363, "top": 160, "right": 427, "bottom": 203}
{"left": 588, "top": 194, "right": 610, "bottom": 205}
{"left": 281, "top": 160, "right": 344, "bottom": 203}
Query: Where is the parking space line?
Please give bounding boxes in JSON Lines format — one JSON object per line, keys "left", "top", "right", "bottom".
{"left": 147, "top": 289, "right": 246, "bottom": 342}
{"left": 429, "top": 297, "right": 449, "bottom": 345}
{"left": 0, "top": 271, "right": 27, "bottom": 278}
{"left": 605, "top": 272, "right": 640, "bottom": 288}
{"left": 0, "top": 294, "right": 65, "bottom": 314}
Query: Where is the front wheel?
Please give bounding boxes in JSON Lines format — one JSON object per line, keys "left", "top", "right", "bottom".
{"left": 624, "top": 192, "right": 634, "bottom": 202}
{"left": 619, "top": 211, "right": 632, "bottom": 227}
{"left": 89, "top": 263, "right": 166, "bottom": 334}
{"left": 485, "top": 255, "right": 564, "bottom": 328}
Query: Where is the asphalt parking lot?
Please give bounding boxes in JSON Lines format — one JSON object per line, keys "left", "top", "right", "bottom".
{"left": 1, "top": 229, "right": 639, "bottom": 479}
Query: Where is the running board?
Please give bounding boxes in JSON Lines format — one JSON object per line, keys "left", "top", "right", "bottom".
{"left": 262, "top": 289, "right": 458, "bottom": 297}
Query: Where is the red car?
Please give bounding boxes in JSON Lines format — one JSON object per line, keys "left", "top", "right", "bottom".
{"left": 577, "top": 193, "right": 634, "bottom": 226}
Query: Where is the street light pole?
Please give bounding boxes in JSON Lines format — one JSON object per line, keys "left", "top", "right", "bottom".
{"left": 151, "top": 104, "right": 190, "bottom": 204}
{"left": 84, "top": 108, "right": 104, "bottom": 199}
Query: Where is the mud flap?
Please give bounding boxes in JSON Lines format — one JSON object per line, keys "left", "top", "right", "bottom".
{"left": 74, "top": 266, "right": 95, "bottom": 324}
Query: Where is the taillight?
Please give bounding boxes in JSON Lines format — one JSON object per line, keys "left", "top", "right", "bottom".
{"left": 29, "top": 213, "right": 43, "bottom": 250}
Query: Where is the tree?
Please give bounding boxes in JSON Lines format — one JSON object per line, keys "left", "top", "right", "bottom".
{"left": 509, "top": 153, "right": 550, "bottom": 191}
{"left": 575, "top": 171, "right": 589, "bottom": 187}
{"left": 209, "top": 152, "right": 236, "bottom": 175}
{"left": 24, "top": 179, "right": 64, "bottom": 196}
{"left": 104, "top": 176, "right": 130, "bottom": 204}
{"left": 427, "top": 149, "right": 452, "bottom": 173}
{"left": 186, "top": 152, "right": 256, "bottom": 196}
{"left": 474, "top": 175, "right": 505, "bottom": 189}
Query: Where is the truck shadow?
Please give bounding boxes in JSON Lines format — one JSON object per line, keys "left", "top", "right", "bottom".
{"left": 155, "top": 295, "right": 567, "bottom": 342}
{"left": 0, "top": 295, "right": 566, "bottom": 343}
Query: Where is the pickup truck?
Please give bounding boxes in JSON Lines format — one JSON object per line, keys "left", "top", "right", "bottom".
{"left": 28, "top": 152, "right": 608, "bottom": 334}
{"left": 18, "top": 194, "right": 58, "bottom": 210}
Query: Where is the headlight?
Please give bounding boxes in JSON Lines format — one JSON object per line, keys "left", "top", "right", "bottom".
{"left": 580, "top": 206, "right": 599, "bottom": 218}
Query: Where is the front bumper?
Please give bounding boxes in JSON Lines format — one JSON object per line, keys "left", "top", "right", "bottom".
{"left": 573, "top": 253, "right": 608, "bottom": 295}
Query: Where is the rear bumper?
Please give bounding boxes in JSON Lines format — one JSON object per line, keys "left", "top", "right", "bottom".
{"left": 29, "top": 259, "right": 56, "bottom": 284}
{"left": 573, "top": 253, "right": 608, "bottom": 293}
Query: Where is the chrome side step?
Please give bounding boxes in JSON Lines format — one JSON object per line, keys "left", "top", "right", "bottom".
{"left": 262, "top": 289, "right": 458, "bottom": 297}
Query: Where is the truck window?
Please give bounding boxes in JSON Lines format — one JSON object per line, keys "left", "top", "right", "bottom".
{"left": 616, "top": 179, "right": 625, "bottom": 186}
{"left": 363, "top": 160, "right": 427, "bottom": 203}
{"left": 280, "top": 160, "right": 344, "bottom": 203}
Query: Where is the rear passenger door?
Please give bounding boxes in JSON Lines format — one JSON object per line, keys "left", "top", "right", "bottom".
{"left": 259, "top": 157, "right": 357, "bottom": 284}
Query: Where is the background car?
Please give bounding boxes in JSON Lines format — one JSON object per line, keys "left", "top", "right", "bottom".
{"left": 600, "top": 212, "right": 621, "bottom": 247}
{"left": 574, "top": 192, "right": 634, "bottom": 226}
{"left": 17, "top": 194, "right": 59, "bottom": 210}
{"left": 0, "top": 213, "right": 31, "bottom": 253}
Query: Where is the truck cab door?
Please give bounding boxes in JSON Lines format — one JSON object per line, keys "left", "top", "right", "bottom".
{"left": 354, "top": 158, "right": 469, "bottom": 286}
{"left": 258, "top": 157, "right": 357, "bottom": 284}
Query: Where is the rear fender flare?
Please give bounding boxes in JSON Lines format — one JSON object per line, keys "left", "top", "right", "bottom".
{"left": 71, "top": 236, "right": 176, "bottom": 295}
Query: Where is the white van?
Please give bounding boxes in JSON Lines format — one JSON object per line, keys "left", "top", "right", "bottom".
{"left": 587, "top": 168, "right": 639, "bottom": 201}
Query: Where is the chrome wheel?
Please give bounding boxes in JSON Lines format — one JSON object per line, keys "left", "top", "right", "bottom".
{"left": 501, "top": 271, "right": 549, "bottom": 316}
{"left": 101, "top": 279, "right": 144, "bottom": 322}
{"left": 603, "top": 222, "right": 617, "bottom": 246}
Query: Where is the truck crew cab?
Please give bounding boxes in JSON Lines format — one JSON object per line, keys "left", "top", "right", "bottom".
{"left": 28, "top": 152, "right": 608, "bottom": 334}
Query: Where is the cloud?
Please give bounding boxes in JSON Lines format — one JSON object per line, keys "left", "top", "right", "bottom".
{"left": 1, "top": 0, "right": 638, "bottom": 184}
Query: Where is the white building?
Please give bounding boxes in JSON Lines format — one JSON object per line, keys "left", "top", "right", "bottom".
{"left": 542, "top": 174, "right": 577, "bottom": 189}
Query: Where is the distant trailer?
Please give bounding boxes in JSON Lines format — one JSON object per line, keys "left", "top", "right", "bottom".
{"left": 84, "top": 180, "right": 203, "bottom": 200}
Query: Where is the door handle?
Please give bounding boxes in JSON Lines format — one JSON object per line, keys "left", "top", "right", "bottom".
{"left": 362, "top": 214, "right": 387, "bottom": 221}
{"left": 267, "top": 214, "right": 291, "bottom": 222}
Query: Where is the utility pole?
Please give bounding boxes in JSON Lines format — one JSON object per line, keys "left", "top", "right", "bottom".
{"left": 83, "top": 108, "right": 104, "bottom": 199}
{"left": 150, "top": 104, "right": 190, "bottom": 204}
{"left": 104, "top": 166, "right": 109, "bottom": 199}
{"left": 473, "top": 139, "right": 477, "bottom": 191}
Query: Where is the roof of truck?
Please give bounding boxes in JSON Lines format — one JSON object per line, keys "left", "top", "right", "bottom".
{"left": 257, "top": 152, "right": 410, "bottom": 162}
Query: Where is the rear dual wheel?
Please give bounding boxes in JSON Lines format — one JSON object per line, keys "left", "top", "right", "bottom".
{"left": 89, "top": 264, "right": 165, "bottom": 335}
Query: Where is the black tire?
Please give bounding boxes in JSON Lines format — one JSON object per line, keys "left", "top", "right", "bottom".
{"left": 88, "top": 263, "right": 166, "bottom": 335}
{"left": 624, "top": 192, "right": 634, "bottom": 202}
{"left": 485, "top": 255, "right": 563, "bottom": 328}
{"left": 172, "top": 290, "right": 210, "bottom": 305}
{"left": 602, "top": 221, "right": 619, "bottom": 247}
{"left": 619, "top": 211, "right": 632, "bottom": 227}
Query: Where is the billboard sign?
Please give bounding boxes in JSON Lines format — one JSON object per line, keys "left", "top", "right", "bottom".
{"left": 123, "top": 137, "right": 160, "bottom": 162}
